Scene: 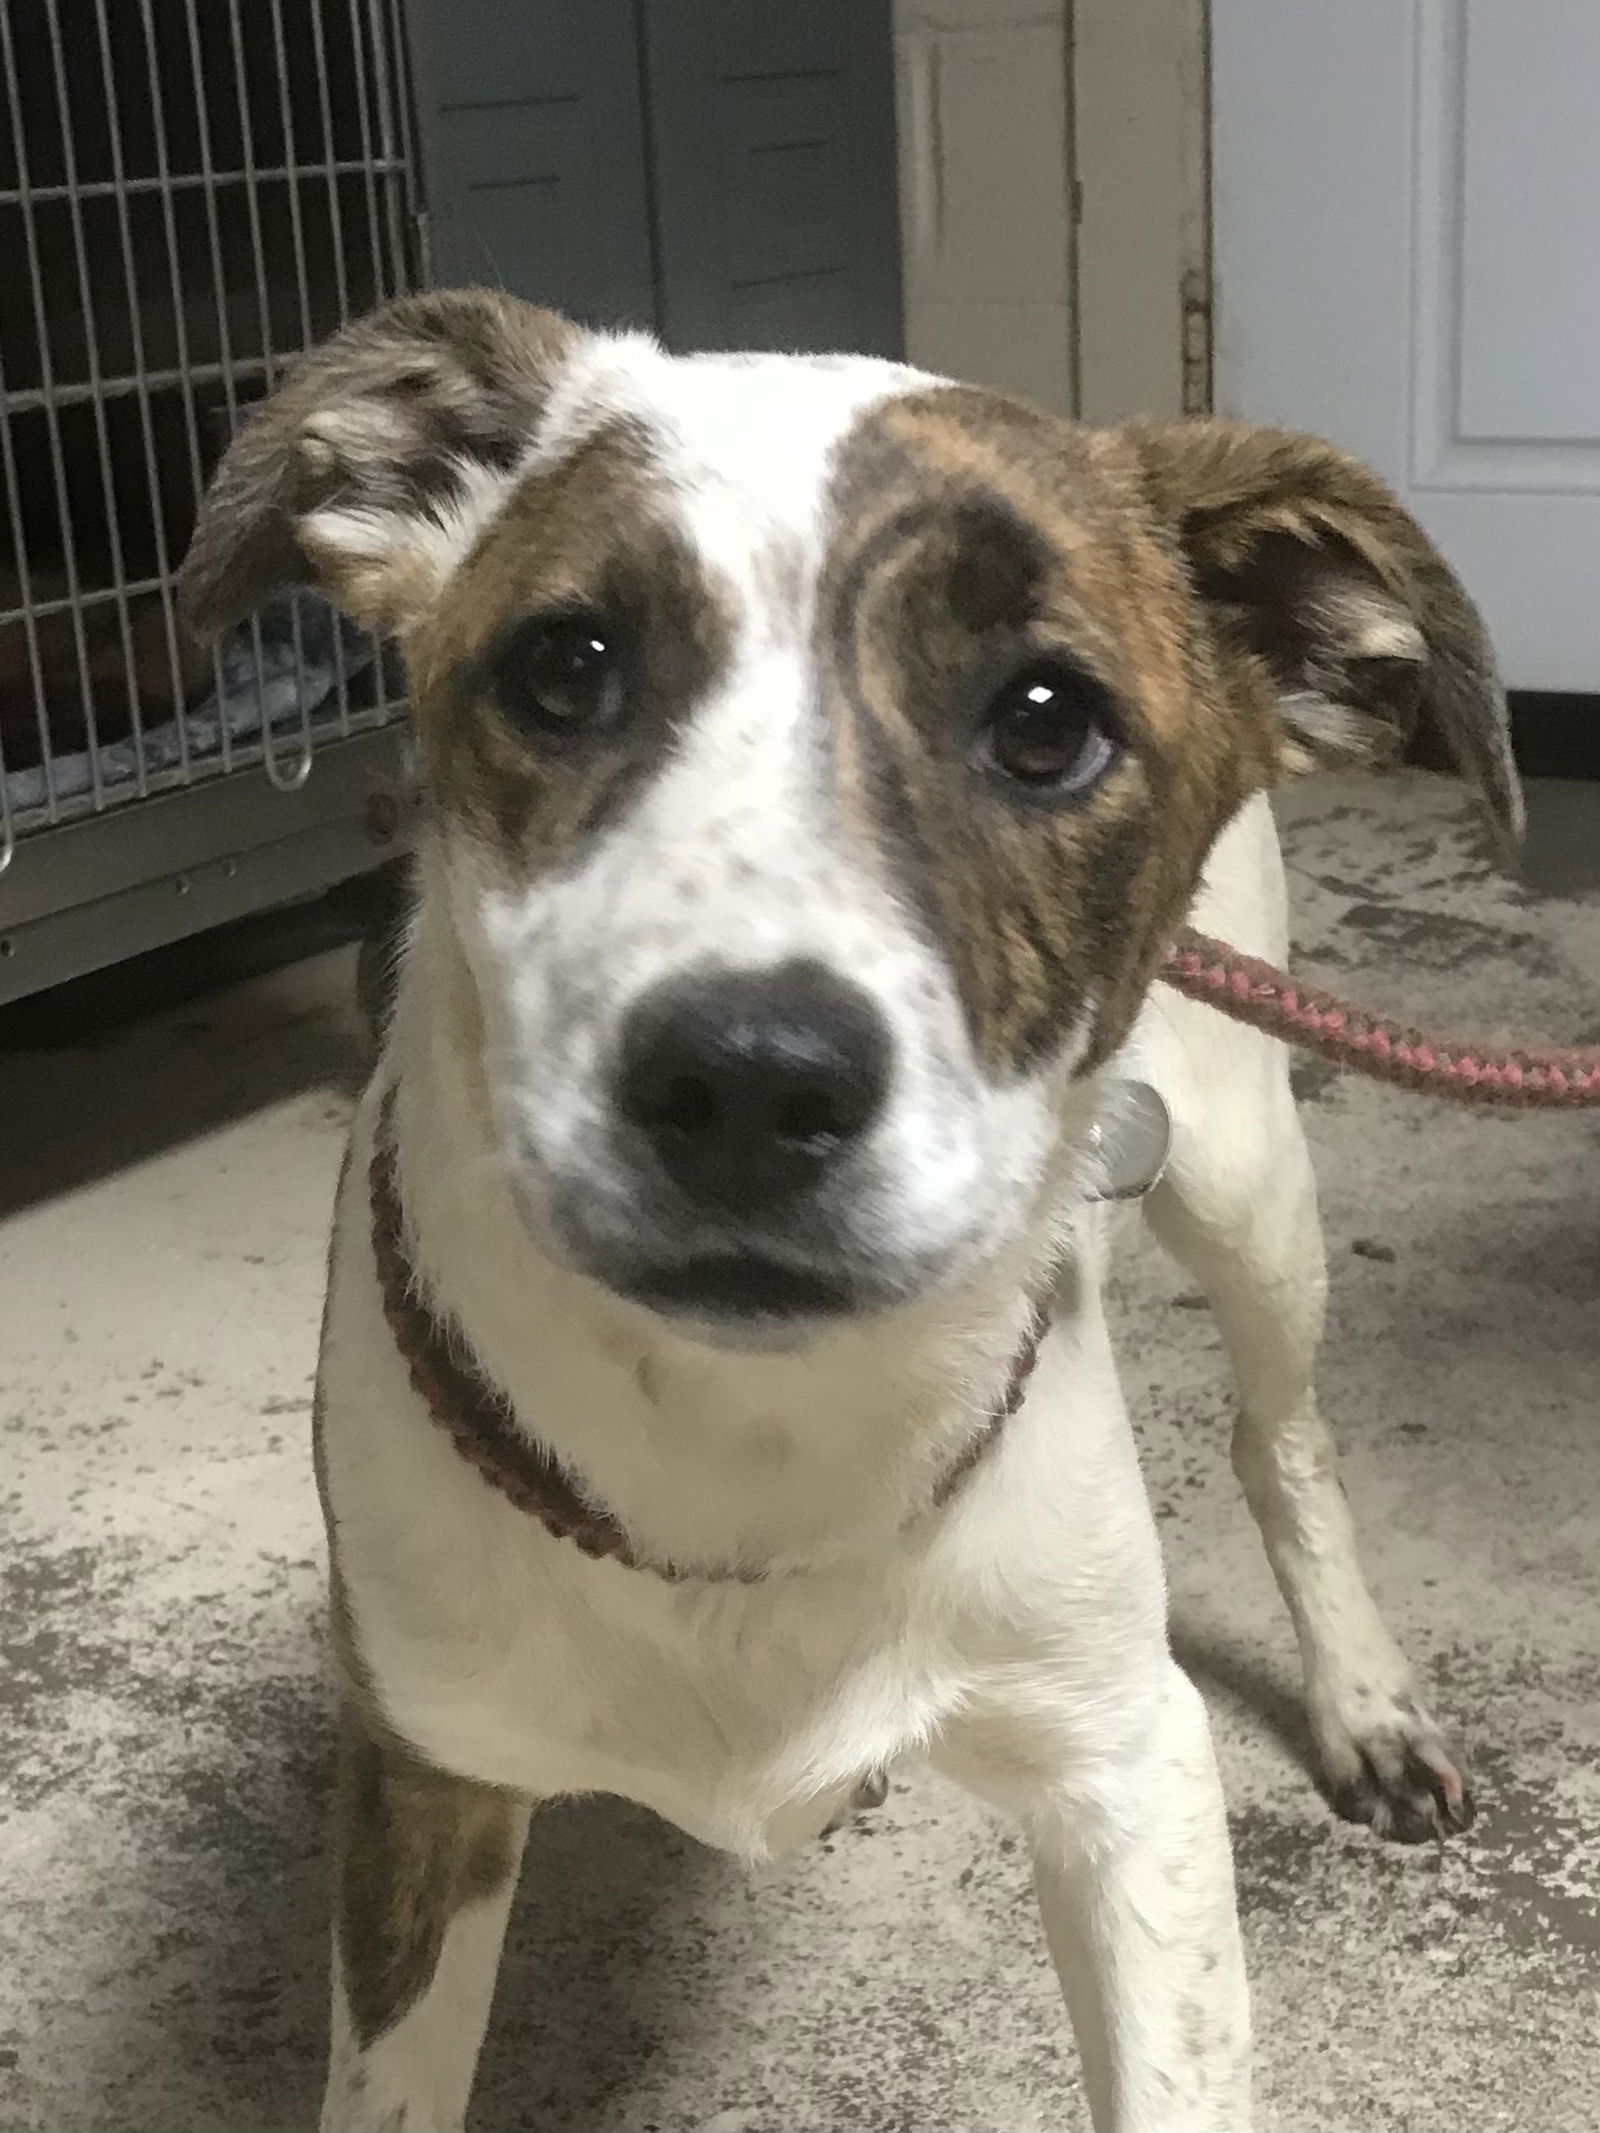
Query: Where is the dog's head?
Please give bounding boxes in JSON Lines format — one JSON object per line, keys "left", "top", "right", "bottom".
{"left": 183, "top": 291, "right": 1520, "bottom": 1342}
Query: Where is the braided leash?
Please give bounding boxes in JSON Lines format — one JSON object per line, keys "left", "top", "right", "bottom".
{"left": 1163, "top": 929, "right": 1600, "bottom": 1110}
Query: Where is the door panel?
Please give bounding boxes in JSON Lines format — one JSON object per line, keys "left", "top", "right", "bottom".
{"left": 1213, "top": 0, "right": 1600, "bottom": 690}
{"left": 1455, "top": 3, "right": 1600, "bottom": 444}
{"left": 895, "top": 1, "right": 1077, "bottom": 414}
{"left": 639, "top": 0, "right": 903, "bottom": 356}
{"left": 403, "top": 1, "right": 656, "bottom": 329}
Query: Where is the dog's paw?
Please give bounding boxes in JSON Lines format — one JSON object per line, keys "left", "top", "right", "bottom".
{"left": 819, "top": 1766, "right": 890, "bottom": 1838}
{"left": 1318, "top": 1698, "right": 1474, "bottom": 1843}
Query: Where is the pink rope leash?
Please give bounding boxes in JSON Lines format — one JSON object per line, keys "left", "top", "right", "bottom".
{"left": 1162, "top": 929, "right": 1600, "bottom": 1110}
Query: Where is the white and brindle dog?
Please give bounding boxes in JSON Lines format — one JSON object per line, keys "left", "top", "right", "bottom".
{"left": 181, "top": 291, "right": 1521, "bottom": 2133}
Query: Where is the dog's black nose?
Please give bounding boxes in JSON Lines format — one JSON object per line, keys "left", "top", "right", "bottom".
{"left": 617, "top": 961, "right": 890, "bottom": 1213}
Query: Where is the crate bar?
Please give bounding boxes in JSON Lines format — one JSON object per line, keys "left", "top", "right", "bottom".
{"left": 0, "top": 337, "right": 61, "bottom": 830}
{"left": 306, "top": 0, "right": 356, "bottom": 738}
{"left": 180, "top": 0, "right": 254, "bottom": 779}
{"left": 0, "top": 0, "right": 109, "bottom": 811}
{"left": 220, "top": 0, "right": 305, "bottom": 793}
{"left": 0, "top": 158, "right": 407, "bottom": 211}
{"left": 134, "top": 0, "right": 231, "bottom": 774}
{"left": 344, "top": 0, "right": 392, "bottom": 300}
{"left": 4, "top": 358, "right": 278, "bottom": 419}
{"left": 91, "top": 0, "right": 197, "bottom": 787}
{"left": 383, "top": 0, "right": 424, "bottom": 253}
{"left": 44, "top": 0, "right": 157, "bottom": 798}
{"left": 366, "top": 0, "right": 409, "bottom": 301}
{"left": 2, "top": 575, "right": 176, "bottom": 626}
{"left": 267, "top": 0, "right": 322, "bottom": 785}
{"left": 0, "top": 722, "right": 12, "bottom": 873}
{"left": 377, "top": 0, "right": 419, "bottom": 730}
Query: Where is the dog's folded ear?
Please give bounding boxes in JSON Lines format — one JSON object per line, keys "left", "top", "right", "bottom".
{"left": 1123, "top": 417, "right": 1524, "bottom": 858}
{"left": 179, "top": 289, "right": 579, "bottom": 639}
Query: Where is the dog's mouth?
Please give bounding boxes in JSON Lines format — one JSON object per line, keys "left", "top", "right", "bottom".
{"left": 516, "top": 1161, "right": 896, "bottom": 1337}
{"left": 524, "top": 1133, "right": 957, "bottom": 1345}
{"left": 611, "top": 1253, "right": 863, "bottom": 1330}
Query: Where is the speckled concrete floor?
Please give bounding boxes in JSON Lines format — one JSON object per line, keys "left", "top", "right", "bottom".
{"left": 3, "top": 773, "right": 1598, "bottom": 2133}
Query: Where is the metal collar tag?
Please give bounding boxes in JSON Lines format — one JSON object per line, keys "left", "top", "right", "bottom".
{"left": 1086, "top": 1081, "right": 1172, "bottom": 1202}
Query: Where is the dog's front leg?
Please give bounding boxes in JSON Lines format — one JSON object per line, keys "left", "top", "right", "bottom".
{"left": 941, "top": 1663, "right": 1250, "bottom": 2133}
{"left": 1145, "top": 1085, "right": 1472, "bottom": 1838}
{"left": 320, "top": 1703, "right": 533, "bottom": 2133}
{"left": 1030, "top": 1666, "right": 1250, "bottom": 2133}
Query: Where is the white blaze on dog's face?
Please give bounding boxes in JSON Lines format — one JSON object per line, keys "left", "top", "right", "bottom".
{"left": 181, "top": 292, "right": 1519, "bottom": 1339}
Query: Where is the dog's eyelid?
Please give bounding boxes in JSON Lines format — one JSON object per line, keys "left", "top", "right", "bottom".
{"left": 966, "top": 637, "right": 1128, "bottom": 737}
{"left": 500, "top": 598, "right": 615, "bottom": 638}
{"left": 483, "top": 603, "right": 627, "bottom": 681}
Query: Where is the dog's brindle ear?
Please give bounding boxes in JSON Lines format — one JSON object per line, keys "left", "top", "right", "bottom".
{"left": 179, "top": 289, "right": 579, "bottom": 639}
{"left": 1123, "top": 417, "right": 1524, "bottom": 858}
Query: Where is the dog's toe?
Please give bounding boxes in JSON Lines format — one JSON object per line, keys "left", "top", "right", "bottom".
{"left": 818, "top": 1766, "right": 890, "bottom": 1838}
{"left": 851, "top": 1765, "right": 889, "bottom": 1812}
{"left": 1328, "top": 1722, "right": 1474, "bottom": 1844}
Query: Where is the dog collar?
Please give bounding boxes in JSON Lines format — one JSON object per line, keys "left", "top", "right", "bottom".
{"left": 367, "top": 1089, "right": 1043, "bottom": 1582}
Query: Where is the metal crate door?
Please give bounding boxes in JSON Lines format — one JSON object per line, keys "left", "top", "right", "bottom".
{"left": 0, "top": 0, "right": 422, "bottom": 998}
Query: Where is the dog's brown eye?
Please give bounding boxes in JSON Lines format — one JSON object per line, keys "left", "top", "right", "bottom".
{"left": 981, "top": 663, "right": 1120, "bottom": 794}
{"left": 493, "top": 611, "right": 624, "bottom": 740}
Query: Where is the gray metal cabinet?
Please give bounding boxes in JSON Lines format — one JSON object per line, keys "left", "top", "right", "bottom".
{"left": 405, "top": 2, "right": 657, "bottom": 327}
{"left": 640, "top": 0, "right": 903, "bottom": 354}
{"left": 405, "top": 0, "right": 902, "bottom": 357}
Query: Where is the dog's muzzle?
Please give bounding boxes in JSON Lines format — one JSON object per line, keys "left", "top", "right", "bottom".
{"left": 588, "top": 957, "right": 895, "bottom": 1331}
{"left": 615, "top": 957, "right": 891, "bottom": 1217}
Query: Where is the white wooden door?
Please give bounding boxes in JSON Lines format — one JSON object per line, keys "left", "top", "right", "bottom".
{"left": 1212, "top": 0, "right": 1600, "bottom": 692}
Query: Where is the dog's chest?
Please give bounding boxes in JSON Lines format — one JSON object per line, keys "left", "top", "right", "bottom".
{"left": 348, "top": 1498, "right": 958, "bottom": 1855}
{"left": 320, "top": 1141, "right": 985, "bottom": 1857}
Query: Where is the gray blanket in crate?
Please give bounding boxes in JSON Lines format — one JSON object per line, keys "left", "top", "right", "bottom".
{"left": 4, "top": 595, "right": 376, "bottom": 818}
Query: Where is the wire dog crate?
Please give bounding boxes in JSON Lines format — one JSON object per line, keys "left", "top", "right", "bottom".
{"left": 0, "top": 0, "right": 420, "bottom": 1003}
{"left": 0, "top": 0, "right": 908, "bottom": 1005}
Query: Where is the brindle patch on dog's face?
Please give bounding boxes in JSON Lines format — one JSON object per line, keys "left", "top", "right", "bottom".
{"left": 819, "top": 388, "right": 1279, "bottom": 1079}
{"left": 411, "top": 419, "right": 735, "bottom": 865}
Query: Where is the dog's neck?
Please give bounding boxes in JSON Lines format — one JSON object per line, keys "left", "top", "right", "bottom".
{"left": 378, "top": 893, "right": 1089, "bottom": 1577}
